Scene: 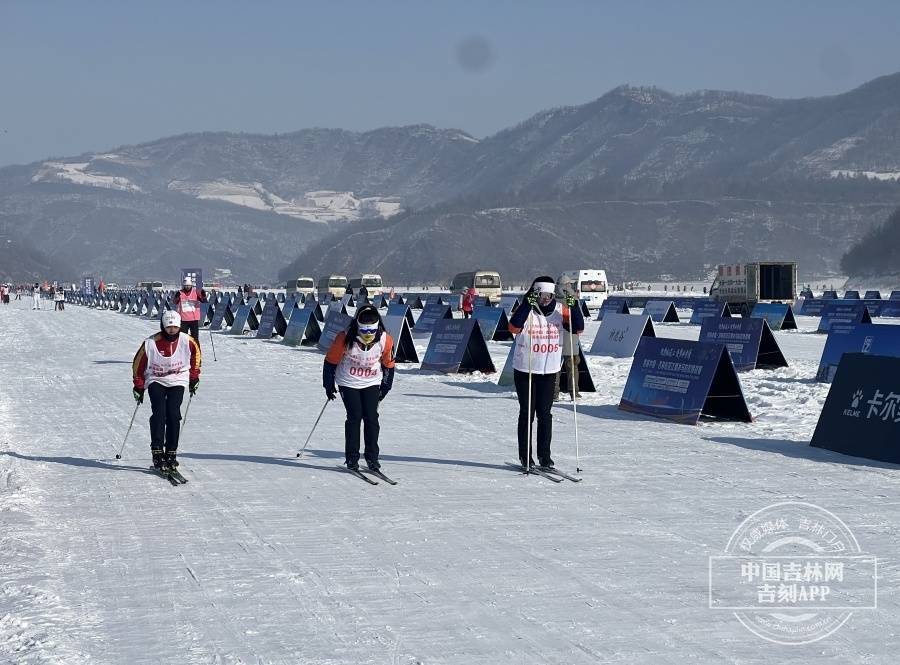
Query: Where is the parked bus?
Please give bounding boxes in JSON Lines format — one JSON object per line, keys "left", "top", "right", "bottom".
{"left": 449, "top": 270, "right": 503, "bottom": 302}
{"left": 317, "top": 274, "right": 349, "bottom": 299}
{"left": 348, "top": 274, "right": 384, "bottom": 296}
{"left": 557, "top": 269, "right": 608, "bottom": 309}
{"left": 286, "top": 276, "right": 316, "bottom": 298}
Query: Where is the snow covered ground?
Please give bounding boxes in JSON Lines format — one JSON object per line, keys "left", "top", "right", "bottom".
{"left": 1, "top": 299, "right": 898, "bottom": 664}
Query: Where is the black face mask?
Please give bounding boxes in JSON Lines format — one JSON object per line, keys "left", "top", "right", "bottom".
{"left": 160, "top": 326, "right": 180, "bottom": 341}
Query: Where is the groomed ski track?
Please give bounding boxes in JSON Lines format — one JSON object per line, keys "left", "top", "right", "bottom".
{"left": 1, "top": 298, "right": 898, "bottom": 664}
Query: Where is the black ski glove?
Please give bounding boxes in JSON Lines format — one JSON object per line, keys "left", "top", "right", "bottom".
{"left": 132, "top": 387, "right": 144, "bottom": 404}
{"left": 379, "top": 366, "right": 394, "bottom": 401}
{"left": 189, "top": 379, "right": 199, "bottom": 396}
{"left": 323, "top": 361, "right": 338, "bottom": 400}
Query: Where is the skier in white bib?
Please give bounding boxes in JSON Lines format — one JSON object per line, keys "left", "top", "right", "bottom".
{"left": 131, "top": 310, "right": 202, "bottom": 472}
{"left": 323, "top": 305, "right": 396, "bottom": 472}
{"left": 507, "top": 276, "right": 585, "bottom": 469}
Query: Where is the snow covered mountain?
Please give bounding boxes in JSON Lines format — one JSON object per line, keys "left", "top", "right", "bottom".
{"left": 4, "top": 73, "right": 900, "bottom": 282}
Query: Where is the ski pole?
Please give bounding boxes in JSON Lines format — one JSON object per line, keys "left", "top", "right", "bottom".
{"left": 526, "top": 306, "right": 534, "bottom": 473}
{"left": 115, "top": 401, "right": 141, "bottom": 460}
{"left": 208, "top": 328, "right": 218, "bottom": 361}
{"left": 569, "top": 307, "right": 581, "bottom": 473}
{"left": 182, "top": 393, "right": 194, "bottom": 430}
{"left": 297, "top": 399, "right": 330, "bottom": 459}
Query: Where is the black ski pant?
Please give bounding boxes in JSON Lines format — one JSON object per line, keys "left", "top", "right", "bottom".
{"left": 339, "top": 385, "right": 380, "bottom": 467}
{"left": 147, "top": 383, "right": 185, "bottom": 453}
{"left": 514, "top": 369, "right": 555, "bottom": 465}
{"left": 181, "top": 320, "right": 200, "bottom": 346}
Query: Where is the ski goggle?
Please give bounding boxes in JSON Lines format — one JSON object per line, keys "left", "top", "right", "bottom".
{"left": 358, "top": 324, "right": 379, "bottom": 336}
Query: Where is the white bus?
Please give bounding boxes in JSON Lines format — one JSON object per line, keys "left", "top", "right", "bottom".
{"left": 348, "top": 274, "right": 384, "bottom": 296}
{"left": 557, "top": 269, "right": 608, "bottom": 309}
{"left": 449, "top": 270, "right": 503, "bottom": 301}
{"left": 317, "top": 274, "right": 349, "bottom": 300}
{"left": 286, "top": 276, "right": 316, "bottom": 298}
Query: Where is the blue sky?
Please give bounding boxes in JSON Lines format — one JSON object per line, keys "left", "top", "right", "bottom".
{"left": 2, "top": 0, "right": 899, "bottom": 167}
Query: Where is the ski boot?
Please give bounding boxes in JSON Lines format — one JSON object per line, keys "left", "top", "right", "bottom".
{"left": 164, "top": 451, "right": 179, "bottom": 472}
{"left": 151, "top": 449, "right": 166, "bottom": 471}
{"left": 538, "top": 457, "right": 555, "bottom": 469}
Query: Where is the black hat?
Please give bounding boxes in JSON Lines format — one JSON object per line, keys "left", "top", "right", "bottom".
{"left": 355, "top": 304, "right": 380, "bottom": 325}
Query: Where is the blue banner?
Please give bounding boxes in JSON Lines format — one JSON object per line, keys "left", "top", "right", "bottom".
{"left": 472, "top": 306, "right": 513, "bottom": 341}
{"left": 643, "top": 300, "right": 680, "bottom": 323}
{"left": 750, "top": 303, "right": 797, "bottom": 331}
{"left": 618, "top": 337, "right": 752, "bottom": 424}
{"left": 822, "top": 290, "right": 838, "bottom": 299}
{"left": 891, "top": 291, "right": 900, "bottom": 301}
{"left": 387, "top": 303, "right": 415, "bottom": 329}
{"left": 420, "top": 318, "right": 495, "bottom": 374}
{"left": 81, "top": 276, "right": 95, "bottom": 296}
{"left": 862, "top": 299, "right": 884, "bottom": 317}
{"left": 282, "top": 308, "right": 321, "bottom": 347}
{"left": 256, "top": 299, "right": 287, "bottom": 339}
{"left": 843, "top": 290, "right": 860, "bottom": 299}
{"left": 881, "top": 302, "right": 900, "bottom": 318}
{"left": 864, "top": 290, "right": 882, "bottom": 300}
{"left": 228, "top": 304, "right": 258, "bottom": 335}
{"left": 589, "top": 313, "right": 656, "bottom": 358}
{"left": 799, "top": 299, "right": 827, "bottom": 316}
{"left": 689, "top": 301, "right": 730, "bottom": 325}
{"left": 499, "top": 295, "right": 520, "bottom": 316}
{"left": 497, "top": 344, "right": 516, "bottom": 386}
{"left": 815, "top": 322, "right": 900, "bottom": 382}
{"left": 596, "top": 296, "right": 629, "bottom": 321}
{"left": 699, "top": 317, "right": 787, "bottom": 372}
{"left": 414, "top": 303, "right": 452, "bottom": 334}
{"left": 317, "top": 310, "right": 353, "bottom": 353}
{"left": 811, "top": 353, "right": 900, "bottom": 463}
{"left": 817, "top": 302, "right": 873, "bottom": 333}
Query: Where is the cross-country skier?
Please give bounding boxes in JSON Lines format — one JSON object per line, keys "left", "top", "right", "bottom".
{"left": 53, "top": 287, "right": 65, "bottom": 311}
{"left": 131, "top": 310, "right": 202, "bottom": 471}
{"left": 31, "top": 283, "right": 41, "bottom": 310}
{"left": 507, "top": 276, "right": 585, "bottom": 469}
{"left": 322, "top": 305, "right": 395, "bottom": 472}
{"left": 172, "top": 275, "right": 207, "bottom": 345}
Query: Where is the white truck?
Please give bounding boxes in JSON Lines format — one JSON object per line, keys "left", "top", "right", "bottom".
{"left": 709, "top": 262, "right": 798, "bottom": 315}
{"left": 557, "top": 269, "right": 609, "bottom": 309}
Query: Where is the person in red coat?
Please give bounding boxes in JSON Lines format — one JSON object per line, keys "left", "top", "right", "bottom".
{"left": 132, "top": 310, "right": 202, "bottom": 471}
{"left": 461, "top": 287, "right": 477, "bottom": 318}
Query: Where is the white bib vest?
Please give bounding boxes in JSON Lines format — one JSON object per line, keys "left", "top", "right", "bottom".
{"left": 513, "top": 303, "right": 564, "bottom": 374}
{"left": 335, "top": 337, "right": 386, "bottom": 389}
{"left": 144, "top": 334, "right": 191, "bottom": 388}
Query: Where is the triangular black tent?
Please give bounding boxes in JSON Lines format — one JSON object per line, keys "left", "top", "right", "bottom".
{"left": 558, "top": 346, "right": 596, "bottom": 393}
{"left": 472, "top": 306, "right": 513, "bottom": 341}
{"left": 619, "top": 337, "right": 752, "bottom": 424}
{"left": 282, "top": 308, "right": 322, "bottom": 346}
{"left": 228, "top": 304, "right": 259, "bottom": 335}
{"left": 256, "top": 299, "right": 288, "bottom": 338}
{"left": 382, "top": 314, "right": 419, "bottom": 363}
{"left": 387, "top": 303, "right": 416, "bottom": 329}
{"left": 421, "top": 318, "right": 495, "bottom": 373}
